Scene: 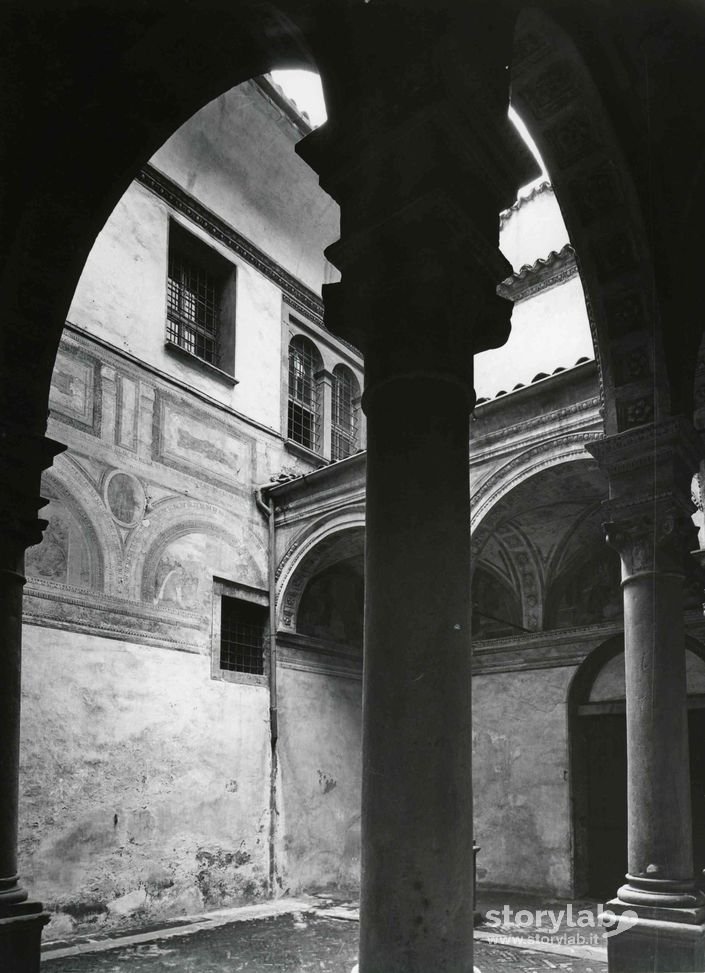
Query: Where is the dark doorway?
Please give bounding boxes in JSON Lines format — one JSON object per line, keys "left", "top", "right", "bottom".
{"left": 690, "top": 708, "right": 705, "bottom": 883}
{"left": 576, "top": 704, "right": 705, "bottom": 899}
{"left": 582, "top": 713, "right": 627, "bottom": 900}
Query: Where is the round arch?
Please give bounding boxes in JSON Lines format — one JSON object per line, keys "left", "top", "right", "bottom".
{"left": 567, "top": 634, "right": 705, "bottom": 898}
{"left": 1, "top": 3, "right": 317, "bottom": 437}
{"left": 471, "top": 432, "right": 602, "bottom": 541}
{"left": 276, "top": 506, "right": 365, "bottom": 633}
{"left": 511, "top": 5, "right": 671, "bottom": 433}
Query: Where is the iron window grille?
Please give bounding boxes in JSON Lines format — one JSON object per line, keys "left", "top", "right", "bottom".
{"left": 287, "top": 335, "right": 321, "bottom": 452}
{"left": 220, "top": 595, "right": 267, "bottom": 675}
{"left": 167, "top": 246, "right": 220, "bottom": 365}
{"left": 331, "top": 365, "right": 359, "bottom": 461}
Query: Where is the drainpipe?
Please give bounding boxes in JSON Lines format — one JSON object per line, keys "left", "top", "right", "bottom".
{"left": 255, "top": 486, "right": 278, "bottom": 895}
{"left": 255, "top": 487, "right": 278, "bottom": 745}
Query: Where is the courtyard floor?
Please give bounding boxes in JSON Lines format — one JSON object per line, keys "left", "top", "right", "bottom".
{"left": 41, "top": 895, "right": 608, "bottom": 973}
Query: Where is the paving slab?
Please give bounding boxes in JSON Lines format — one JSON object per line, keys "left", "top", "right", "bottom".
{"left": 42, "top": 909, "right": 607, "bottom": 973}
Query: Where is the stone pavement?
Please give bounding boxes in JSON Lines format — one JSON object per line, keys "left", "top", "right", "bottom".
{"left": 41, "top": 899, "right": 607, "bottom": 973}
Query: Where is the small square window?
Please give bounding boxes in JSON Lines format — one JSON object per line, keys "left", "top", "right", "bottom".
{"left": 220, "top": 595, "right": 267, "bottom": 675}
{"left": 166, "top": 221, "right": 237, "bottom": 378}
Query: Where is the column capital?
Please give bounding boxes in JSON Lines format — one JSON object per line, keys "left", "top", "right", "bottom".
{"left": 0, "top": 423, "right": 66, "bottom": 561}
{"left": 586, "top": 417, "right": 702, "bottom": 490}
{"left": 586, "top": 418, "right": 703, "bottom": 579}
{"left": 604, "top": 503, "right": 695, "bottom": 579}
{"left": 296, "top": 1, "right": 539, "bottom": 390}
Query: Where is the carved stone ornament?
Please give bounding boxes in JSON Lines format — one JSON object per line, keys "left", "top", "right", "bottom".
{"left": 605, "top": 507, "right": 693, "bottom": 578}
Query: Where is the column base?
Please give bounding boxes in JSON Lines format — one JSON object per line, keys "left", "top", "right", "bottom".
{"left": 0, "top": 902, "right": 50, "bottom": 973}
{"left": 601, "top": 898, "right": 705, "bottom": 973}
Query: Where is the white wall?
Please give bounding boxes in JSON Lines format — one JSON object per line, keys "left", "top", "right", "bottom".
{"left": 500, "top": 184, "right": 569, "bottom": 272}
{"left": 67, "top": 80, "right": 343, "bottom": 433}
{"left": 151, "top": 81, "right": 339, "bottom": 293}
{"left": 20, "top": 627, "right": 272, "bottom": 939}
{"left": 474, "top": 275, "right": 594, "bottom": 400}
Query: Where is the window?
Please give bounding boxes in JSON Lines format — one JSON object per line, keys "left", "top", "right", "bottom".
{"left": 331, "top": 364, "right": 360, "bottom": 461}
{"left": 220, "top": 595, "right": 267, "bottom": 675}
{"left": 166, "top": 221, "right": 237, "bottom": 377}
{"left": 288, "top": 335, "right": 322, "bottom": 452}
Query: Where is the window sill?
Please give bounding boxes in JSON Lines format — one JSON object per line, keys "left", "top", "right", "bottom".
{"left": 165, "top": 340, "right": 238, "bottom": 387}
{"left": 215, "top": 669, "right": 268, "bottom": 687}
{"left": 284, "top": 439, "right": 328, "bottom": 468}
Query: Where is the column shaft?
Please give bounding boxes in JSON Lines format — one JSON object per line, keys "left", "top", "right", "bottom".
{"left": 588, "top": 422, "right": 705, "bottom": 972}
{"left": 623, "top": 571, "right": 693, "bottom": 886}
{"left": 294, "top": 8, "right": 538, "bottom": 970}
{"left": 0, "top": 556, "right": 25, "bottom": 907}
{"left": 360, "top": 377, "right": 473, "bottom": 973}
{"left": 0, "top": 425, "right": 63, "bottom": 970}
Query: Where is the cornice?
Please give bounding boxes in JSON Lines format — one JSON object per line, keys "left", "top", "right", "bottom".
{"left": 472, "top": 613, "right": 705, "bottom": 675}
{"left": 497, "top": 243, "right": 578, "bottom": 303}
{"left": 254, "top": 76, "right": 314, "bottom": 138}
{"left": 499, "top": 180, "right": 553, "bottom": 225}
{"left": 276, "top": 631, "right": 362, "bottom": 680}
{"left": 274, "top": 489, "right": 366, "bottom": 530}
{"left": 471, "top": 392, "right": 601, "bottom": 455}
{"left": 23, "top": 579, "right": 205, "bottom": 654}
{"left": 473, "top": 619, "right": 621, "bottom": 653}
{"left": 136, "top": 165, "right": 325, "bottom": 325}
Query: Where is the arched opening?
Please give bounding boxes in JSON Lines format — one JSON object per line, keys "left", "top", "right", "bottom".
{"left": 569, "top": 638, "right": 705, "bottom": 899}
{"left": 298, "top": 557, "right": 364, "bottom": 648}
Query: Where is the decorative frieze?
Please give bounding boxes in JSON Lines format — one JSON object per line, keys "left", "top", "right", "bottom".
{"left": 49, "top": 347, "right": 101, "bottom": 435}
{"left": 23, "top": 577, "right": 206, "bottom": 653}
{"left": 152, "top": 392, "right": 255, "bottom": 495}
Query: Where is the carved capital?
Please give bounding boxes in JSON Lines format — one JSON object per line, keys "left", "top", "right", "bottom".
{"left": 586, "top": 418, "right": 702, "bottom": 499}
{"left": 605, "top": 504, "right": 695, "bottom": 578}
{"left": 296, "top": 3, "right": 538, "bottom": 372}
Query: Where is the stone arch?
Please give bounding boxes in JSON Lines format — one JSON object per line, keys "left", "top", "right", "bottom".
{"left": 1, "top": 4, "right": 316, "bottom": 436}
{"left": 276, "top": 506, "right": 365, "bottom": 634}
{"left": 511, "top": 6, "right": 669, "bottom": 434}
{"left": 470, "top": 432, "right": 602, "bottom": 542}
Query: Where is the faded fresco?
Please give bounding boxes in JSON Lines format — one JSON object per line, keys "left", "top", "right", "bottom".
{"left": 153, "top": 532, "right": 251, "bottom": 613}
{"left": 25, "top": 497, "right": 93, "bottom": 589}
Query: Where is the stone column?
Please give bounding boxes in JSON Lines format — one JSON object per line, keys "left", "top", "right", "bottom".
{"left": 297, "top": 5, "right": 538, "bottom": 970}
{"left": 588, "top": 420, "right": 705, "bottom": 972}
{"left": 0, "top": 423, "right": 64, "bottom": 970}
{"left": 315, "top": 368, "right": 334, "bottom": 461}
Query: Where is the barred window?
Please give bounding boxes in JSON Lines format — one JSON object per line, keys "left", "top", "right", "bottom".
{"left": 166, "top": 222, "right": 237, "bottom": 375}
{"left": 331, "top": 364, "right": 360, "bottom": 461}
{"left": 167, "top": 250, "right": 219, "bottom": 364}
{"left": 220, "top": 595, "right": 267, "bottom": 675}
{"left": 288, "top": 335, "right": 322, "bottom": 452}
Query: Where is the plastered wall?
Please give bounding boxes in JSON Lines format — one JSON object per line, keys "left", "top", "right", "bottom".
{"left": 20, "top": 629, "right": 272, "bottom": 939}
